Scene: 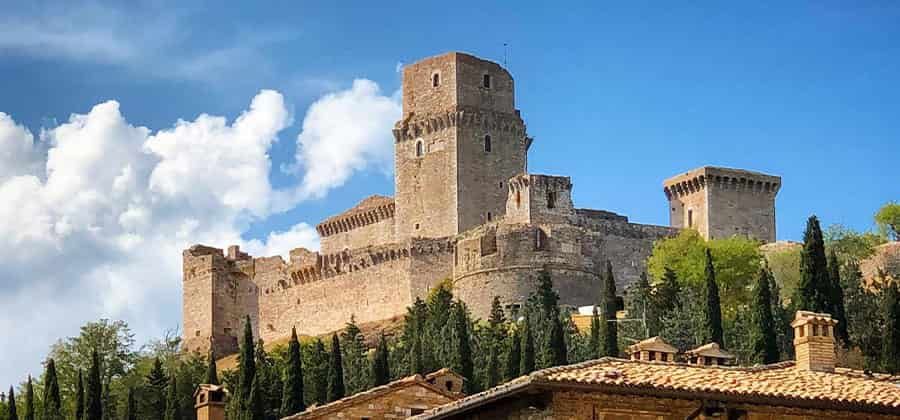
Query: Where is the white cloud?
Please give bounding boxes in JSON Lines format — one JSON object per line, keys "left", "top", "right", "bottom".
{"left": 244, "top": 223, "right": 321, "bottom": 260}
{"left": 285, "top": 79, "right": 401, "bottom": 203}
{"left": 0, "top": 112, "right": 41, "bottom": 180}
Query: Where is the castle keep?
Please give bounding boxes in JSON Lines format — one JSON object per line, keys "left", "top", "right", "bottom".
{"left": 183, "top": 52, "right": 781, "bottom": 357}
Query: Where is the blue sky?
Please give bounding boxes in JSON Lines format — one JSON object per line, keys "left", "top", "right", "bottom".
{"left": 0, "top": 1, "right": 898, "bottom": 385}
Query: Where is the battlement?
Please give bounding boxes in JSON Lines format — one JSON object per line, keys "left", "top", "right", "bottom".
{"left": 392, "top": 106, "right": 525, "bottom": 143}
{"left": 663, "top": 166, "right": 781, "bottom": 199}
{"left": 316, "top": 195, "right": 395, "bottom": 237}
{"left": 506, "top": 173, "right": 575, "bottom": 225}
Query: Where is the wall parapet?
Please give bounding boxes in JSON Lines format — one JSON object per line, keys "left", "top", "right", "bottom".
{"left": 392, "top": 106, "right": 526, "bottom": 143}
{"left": 663, "top": 166, "right": 781, "bottom": 200}
{"left": 316, "top": 196, "right": 395, "bottom": 237}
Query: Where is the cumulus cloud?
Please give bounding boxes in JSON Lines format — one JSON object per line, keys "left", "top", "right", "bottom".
{"left": 0, "top": 78, "right": 400, "bottom": 385}
{"left": 285, "top": 79, "right": 401, "bottom": 202}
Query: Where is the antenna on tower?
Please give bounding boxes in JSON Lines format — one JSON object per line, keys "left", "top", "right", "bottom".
{"left": 503, "top": 42, "right": 509, "bottom": 67}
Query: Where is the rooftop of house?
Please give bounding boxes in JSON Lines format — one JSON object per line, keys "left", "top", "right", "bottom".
{"left": 413, "top": 358, "right": 900, "bottom": 419}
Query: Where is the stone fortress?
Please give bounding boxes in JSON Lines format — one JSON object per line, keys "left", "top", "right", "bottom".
{"left": 182, "top": 52, "right": 782, "bottom": 357}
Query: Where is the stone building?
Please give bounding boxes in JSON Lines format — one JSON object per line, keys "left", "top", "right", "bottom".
{"left": 182, "top": 51, "right": 781, "bottom": 357}
{"left": 413, "top": 312, "right": 900, "bottom": 419}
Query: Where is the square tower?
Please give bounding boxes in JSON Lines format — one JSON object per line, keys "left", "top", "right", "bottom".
{"left": 392, "top": 52, "right": 528, "bottom": 240}
{"left": 663, "top": 166, "right": 781, "bottom": 242}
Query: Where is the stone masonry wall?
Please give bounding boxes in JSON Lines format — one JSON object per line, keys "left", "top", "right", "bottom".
{"left": 290, "top": 383, "right": 457, "bottom": 420}
{"left": 320, "top": 216, "right": 396, "bottom": 254}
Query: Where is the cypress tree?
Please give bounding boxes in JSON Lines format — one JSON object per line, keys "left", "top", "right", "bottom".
{"left": 548, "top": 315, "right": 567, "bottom": 367}
{"left": 84, "top": 350, "right": 103, "bottom": 420}
{"left": 488, "top": 296, "right": 506, "bottom": 345}
{"left": 124, "top": 388, "right": 136, "bottom": 420}
{"left": 589, "top": 306, "right": 601, "bottom": 359}
{"left": 238, "top": 316, "right": 257, "bottom": 411}
{"left": 520, "top": 315, "right": 535, "bottom": 374}
{"left": 145, "top": 358, "right": 167, "bottom": 420}
{"left": 406, "top": 297, "right": 428, "bottom": 375}
{"left": 164, "top": 376, "right": 180, "bottom": 420}
{"left": 882, "top": 281, "right": 900, "bottom": 374}
{"left": 827, "top": 250, "right": 850, "bottom": 345}
{"left": 703, "top": 249, "right": 724, "bottom": 346}
{"left": 206, "top": 351, "right": 219, "bottom": 385}
{"left": 626, "top": 272, "right": 656, "bottom": 338}
{"left": 535, "top": 271, "right": 559, "bottom": 316}
{"left": 750, "top": 265, "right": 779, "bottom": 364}
{"left": 42, "top": 359, "right": 63, "bottom": 420}
{"left": 655, "top": 267, "right": 681, "bottom": 315}
{"left": 8, "top": 386, "right": 18, "bottom": 420}
{"left": 795, "top": 215, "right": 830, "bottom": 313}
{"left": 449, "top": 301, "right": 474, "bottom": 393}
{"left": 309, "top": 338, "right": 329, "bottom": 405}
{"left": 23, "top": 376, "right": 33, "bottom": 420}
{"left": 243, "top": 374, "right": 265, "bottom": 420}
{"left": 504, "top": 328, "right": 521, "bottom": 380}
{"left": 600, "top": 261, "right": 619, "bottom": 357}
{"left": 254, "top": 338, "right": 282, "bottom": 420}
{"left": 281, "top": 327, "right": 305, "bottom": 416}
{"left": 409, "top": 333, "right": 424, "bottom": 376}
{"left": 326, "top": 334, "right": 345, "bottom": 402}
{"left": 483, "top": 343, "right": 500, "bottom": 389}
{"left": 371, "top": 333, "right": 390, "bottom": 387}
{"left": 75, "top": 371, "right": 85, "bottom": 420}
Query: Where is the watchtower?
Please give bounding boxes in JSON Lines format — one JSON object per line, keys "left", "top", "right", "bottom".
{"left": 663, "top": 166, "right": 781, "bottom": 242}
{"left": 392, "top": 52, "right": 529, "bottom": 240}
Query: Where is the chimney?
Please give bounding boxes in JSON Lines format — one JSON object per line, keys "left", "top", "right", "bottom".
{"left": 194, "top": 384, "right": 227, "bottom": 420}
{"left": 791, "top": 311, "right": 838, "bottom": 372}
{"left": 627, "top": 336, "right": 678, "bottom": 362}
{"left": 685, "top": 342, "right": 735, "bottom": 366}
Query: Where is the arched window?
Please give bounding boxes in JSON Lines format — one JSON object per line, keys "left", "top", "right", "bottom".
{"left": 484, "top": 134, "right": 492, "bottom": 152}
{"left": 483, "top": 74, "right": 491, "bottom": 88}
{"left": 415, "top": 140, "right": 424, "bottom": 157}
{"left": 432, "top": 73, "right": 440, "bottom": 87}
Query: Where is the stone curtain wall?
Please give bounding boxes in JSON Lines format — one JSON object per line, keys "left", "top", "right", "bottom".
{"left": 319, "top": 216, "right": 396, "bottom": 254}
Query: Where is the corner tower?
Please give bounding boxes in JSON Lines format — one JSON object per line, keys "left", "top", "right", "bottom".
{"left": 663, "top": 166, "right": 781, "bottom": 242}
{"left": 392, "top": 52, "right": 529, "bottom": 240}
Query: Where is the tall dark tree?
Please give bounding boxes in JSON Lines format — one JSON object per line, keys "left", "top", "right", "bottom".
{"left": 655, "top": 267, "right": 681, "bottom": 315}
{"left": 882, "top": 281, "right": 900, "bottom": 374}
{"left": 504, "top": 328, "right": 521, "bottom": 381}
{"left": 340, "top": 317, "right": 369, "bottom": 395}
{"left": 372, "top": 333, "right": 391, "bottom": 387}
{"left": 547, "top": 315, "right": 568, "bottom": 367}
{"left": 164, "top": 376, "right": 180, "bottom": 420}
{"left": 535, "top": 271, "right": 559, "bottom": 316}
{"left": 449, "top": 301, "right": 474, "bottom": 393}
{"left": 795, "top": 215, "right": 831, "bottom": 313}
{"left": 483, "top": 343, "right": 501, "bottom": 389}
{"left": 326, "top": 334, "right": 345, "bottom": 402}
{"left": 750, "top": 265, "right": 779, "bottom": 364}
{"left": 84, "top": 350, "right": 103, "bottom": 420}
{"left": 206, "top": 351, "right": 219, "bottom": 385}
{"left": 488, "top": 296, "right": 506, "bottom": 343}
{"left": 600, "top": 261, "right": 619, "bottom": 357}
{"left": 625, "top": 272, "right": 657, "bottom": 338}
{"left": 238, "top": 316, "right": 257, "bottom": 411}
{"left": 8, "top": 386, "right": 18, "bottom": 420}
{"left": 703, "top": 249, "right": 724, "bottom": 346}
{"left": 404, "top": 298, "right": 427, "bottom": 375}
{"left": 74, "top": 370, "right": 85, "bottom": 420}
{"left": 255, "top": 339, "right": 282, "bottom": 420}
{"left": 826, "top": 250, "right": 850, "bottom": 344}
{"left": 145, "top": 358, "right": 167, "bottom": 420}
{"left": 307, "top": 338, "right": 328, "bottom": 406}
{"left": 520, "top": 314, "right": 536, "bottom": 375}
{"left": 124, "top": 387, "right": 136, "bottom": 420}
{"left": 23, "top": 376, "right": 34, "bottom": 420}
{"left": 281, "top": 327, "right": 305, "bottom": 416}
{"left": 589, "top": 306, "right": 601, "bottom": 359}
{"left": 243, "top": 375, "right": 265, "bottom": 420}
{"left": 42, "top": 359, "right": 63, "bottom": 420}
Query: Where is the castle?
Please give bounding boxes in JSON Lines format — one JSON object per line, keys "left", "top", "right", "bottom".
{"left": 182, "top": 52, "right": 781, "bottom": 357}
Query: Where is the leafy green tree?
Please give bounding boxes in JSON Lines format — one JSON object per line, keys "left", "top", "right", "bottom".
{"left": 824, "top": 224, "right": 886, "bottom": 262}
{"left": 795, "top": 216, "right": 831, "bottom": 313}
{"left": 74, "top": 371, "right": 85, "bottom": 420}
{"left": 281, "top": 327, "right": 305, "bottom": 417}
{"left": 124, "top": 388, "right": 136, "bottom": 420}
{"left": 326, "top": 334, "right": 345, "bottom": 402}
{"left": 843, "top": 262, "right": 883, "bottom": 369}
{"left": 750, "top": 265, "right": 779, "bottom": 364}
{"left": 703, "top": 249, "right": 724, "bottom": 346}
{"left": 827, "top": 250, "right": 850, "bottom": 344}
{"left": 238, "top": 316, "right": 256, "bottom": 412}
{"left": 624, "top": 272, "right": 656, "bottom": 339}
{"left": 8, "top": 386, "right": 18, "bottom": 420}
{"left": 875, "top": 202, "right": 900, "bottom": 240}
{"left": 340, "top": 317, "right": 370, "bottom": 395}
{"left": 764, "top": 245, "right": 801, "bottom": 302}
{"left": 882, "top": 280, "right": 900, "bottom": 374}
{"left": 503, "top": 328, "right": 521, "bottom": 381}
{"left": 23, "top": 377, "right": 33, "bottom": 420}
{"left": 84, "top": 350, "right": 102, "bottom": 420}
{"left": 42, "top": 359, "right": 62, "bottom": 420}
{"left": 659, "top": 287, "right": 704, "bottom": 351}
{"left": 371, "top": 333, "right": 390, "bottom": 387}
{"left": 205, "top": 352, "right": 218, "bottom": 386}
{"left": 164, "top": 376, "right": 180, "bottom": 420}
{"left": 243, "top": 375, "right": 264, "bottom": 420}
{"left": 448, "top": 301, "right": 474, "bottom": 393}
{"left": 254, "top": 340, "right": 282, "bottom": 420}
{"left": 520, "top": 313, "right": 535, "bottom": 375}
{"left": 588, "top": 306, "right": 601, "bottom": 359}
{"left": 145, "top": 358, "right": 167, "bottom": 420}
{"left": 305, "top": 339, "right": 328, "bottom": 406}
{"left": 599, "top": 261, "right": 619, "bottom": 357}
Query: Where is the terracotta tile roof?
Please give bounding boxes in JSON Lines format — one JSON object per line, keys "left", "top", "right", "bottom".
{"left": 283, "top": 372, "right": 459, "bottom": 419}
{"left": 685, "top": 342, "right": 735, "bottom": 359}
{"left": 628, "top": 336, "right": 679, "bottom": 354}
{"left": 413, "top": 358, "right": 900, "bottom": 419}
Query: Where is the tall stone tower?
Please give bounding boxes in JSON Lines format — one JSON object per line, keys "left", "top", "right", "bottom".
{"left": 663, "top": 166, "right": 781, "bottom": 242}
{"left": 392, "top": 52, "right": 529, "bottom": 240}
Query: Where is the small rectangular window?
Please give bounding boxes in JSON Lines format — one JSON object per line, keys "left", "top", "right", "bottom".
{"left": 688, "top": 209, "right": 693, "bottom": 227}
{"left": 547, "top": 191, "right": 557, "bottom": 209}
{"left": 483, "top": 74, "right": 491, "bottom": 88}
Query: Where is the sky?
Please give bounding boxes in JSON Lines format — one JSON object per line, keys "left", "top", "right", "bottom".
{"left": 1, "top": 1, "right": 898, "bottom": 385}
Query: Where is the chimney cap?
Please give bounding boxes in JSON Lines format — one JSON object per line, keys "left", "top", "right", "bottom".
{"left": 627, "top": 336, "right": 678, "bottom": 354}
{"left": 790, "top": 311, "right": 838, "bottom": 328}
{"left": 685, "top": 342, "right": 735, "bottom": 360}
